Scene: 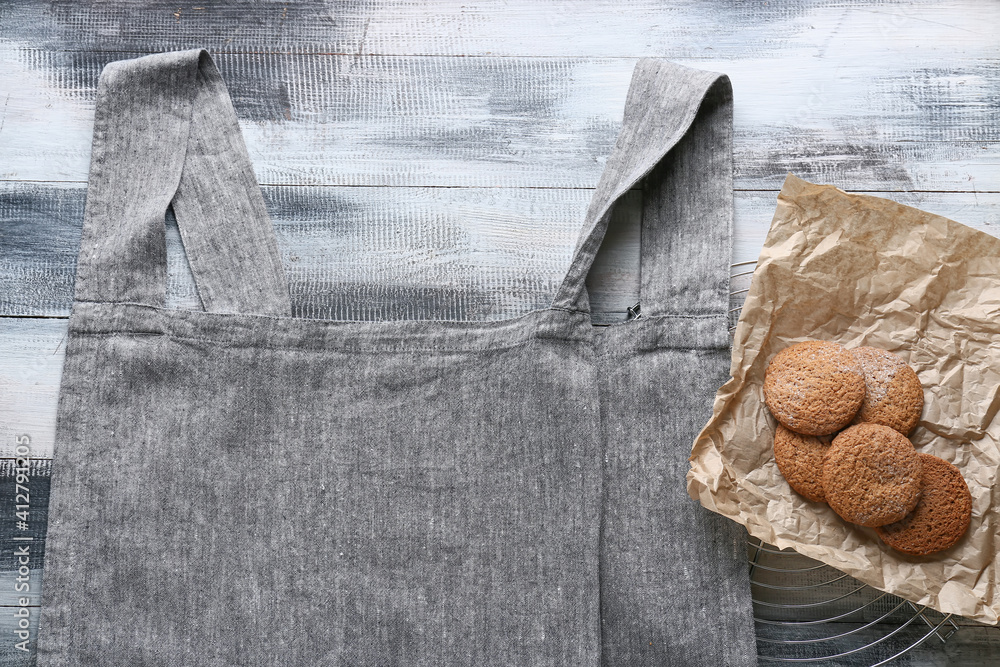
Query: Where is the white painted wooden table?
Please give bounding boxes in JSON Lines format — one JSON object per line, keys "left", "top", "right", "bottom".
{"left": 1, "top": 1, "right": 998, "bottom": 664}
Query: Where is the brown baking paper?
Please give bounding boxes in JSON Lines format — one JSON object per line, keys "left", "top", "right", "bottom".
{"left": 688, "top": 173, "right": 1000, "bottom": 625}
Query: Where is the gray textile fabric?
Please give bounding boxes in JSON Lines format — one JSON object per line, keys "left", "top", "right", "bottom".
{"left": 573, "top": 62, "right": 757, "bottom": 667}
{"left": 37, "top": 50, "right": 757, "bottom": 666}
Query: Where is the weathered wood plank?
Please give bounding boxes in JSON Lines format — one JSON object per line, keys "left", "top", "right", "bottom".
{"left": 0, "top": 181, "right": 585, "bottom": 319}
{"left": 0, "top": 320, "right": 65, "bottom": 459}
{"left": 1, "top": 47, "right": 997, "bottom": 191}
{"left": 2, "top": 0, "right": 997, "bottom": 62}
{"left": 0, "top": 455, "right": 45, "bottom": 663}
{"left": 4, "top": 182, "right": 1000, "bottom": 318}
{"left": 756, "top": 622, "right": 1000, "bottom": 666}
{"left": 735, "top": 189, "right": 1000, "bottom": 265}
{"left": 0, "top": 458, "right": 48, "bottom": 609}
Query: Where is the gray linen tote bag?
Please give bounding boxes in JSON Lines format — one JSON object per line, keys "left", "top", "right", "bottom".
{"left": 36, "top": 50, "right": 756, "bottom": 666}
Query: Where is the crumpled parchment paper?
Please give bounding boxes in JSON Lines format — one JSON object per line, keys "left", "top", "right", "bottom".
{"left": 688, "top": 173, "right": 1000, "bottom": 625}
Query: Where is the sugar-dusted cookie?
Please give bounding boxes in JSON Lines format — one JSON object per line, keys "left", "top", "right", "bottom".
{"left": 773, "top": 424, "right": 831, "bottom": 503}
{"left": 851, "top": 346, "right": 923, "bottom": 435}
{"left": 822, "top": 423, "right": 923, "bottom": 528}
{"left": 875, "top": 453, "right": 972, "bottom": 556}
{"left": 763, "top": 340, "right": 866, "bottom": 436}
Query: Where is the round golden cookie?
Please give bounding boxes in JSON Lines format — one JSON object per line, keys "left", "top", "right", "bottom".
{"left": 763, "top": 340, "right": 866, "bottom": 436}
{"left": 851, "top": 346, "right": 923, "bottom": 435}
{"left": 875, "top": 453, "right": 972, "bottom": 556}
{"left": 822, "top": 423, "right": 923, "bottom": 528}
{"left": 773, "top": 424, "right": 831, "bottom": 503}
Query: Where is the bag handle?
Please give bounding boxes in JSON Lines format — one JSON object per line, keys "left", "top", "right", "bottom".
{"left": 73, "top": 49, "right": 291, "bottom": 316}
{"left": 552, "top": 60, "right": 733, "bottom": 325}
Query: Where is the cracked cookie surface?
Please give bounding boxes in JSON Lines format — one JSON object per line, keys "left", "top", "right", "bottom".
{"left": 850, "top": 346, "right": 923, "bottom": 436}
{"left": 822, "top": 423, "right": 923, "bottom": 528}
{"left": 875, "top": 453, "right": 972, "bottom": 555}
{"left": 773, "top": 424, "right": 831, "bottom": 503}
{"left": 763, "top": 340, "right": 865, "bottom": 436}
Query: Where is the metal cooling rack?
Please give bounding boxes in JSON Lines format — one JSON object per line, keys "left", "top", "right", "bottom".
{"left": 729, "top": 262, "right": 960, "bottom": 665}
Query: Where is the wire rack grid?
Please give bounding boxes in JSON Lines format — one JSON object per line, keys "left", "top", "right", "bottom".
{"left": 728, "top": 261, "right": 959, "bottom": 666}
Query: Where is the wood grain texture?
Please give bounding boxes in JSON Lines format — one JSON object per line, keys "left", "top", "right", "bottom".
{"left": 0, "top": 459, "right": 54, "bottom": 667}
{"left": 0, "top": 181, "right": 585, "bottom": 319}
{"left": 0, "top": 319, "right": 65, "bottom": 459}
{"left": 1, "top": 46, "right": 998, "bottom": 191}
{"left": 1, "top": 0, "right": 996, "bottom": 61}
{"left": 5, "top": 182, "right": 1000, "bottom": 319}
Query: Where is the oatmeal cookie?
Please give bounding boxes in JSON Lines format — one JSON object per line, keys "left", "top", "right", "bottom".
{"left": 822, "top": 423, "right": 923, "bottom": 528}
{"left": 875, "top": 453, "right": 972, "bottom": 555}
{"left": 763, "top": 341, "right": 865, "bottom": 436}
{"left": 773, "top": 424, "right": 831, "bottom": 503}
{"left": 851, "top": 346, "right": 923, "bottom": 435}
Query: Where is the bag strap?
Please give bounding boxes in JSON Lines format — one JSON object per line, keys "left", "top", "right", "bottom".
{"left": 552, "top": 60, "right": 733, "bottom": 327}
{"left": 73, "top": 49, "right": 291, "bottom": 316}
